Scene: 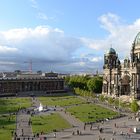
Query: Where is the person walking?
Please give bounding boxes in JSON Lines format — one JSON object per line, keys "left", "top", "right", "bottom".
{"left": 54, "top": 132, "right": 56, "bottom": 138}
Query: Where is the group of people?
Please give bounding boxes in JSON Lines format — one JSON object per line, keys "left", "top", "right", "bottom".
{"left": 72, "top": 129, "right": 82, "bottom": 135}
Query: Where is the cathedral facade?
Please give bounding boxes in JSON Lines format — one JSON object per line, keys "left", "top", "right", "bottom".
{"left": 102, "top": 32, "right": 140, "bottom": 99}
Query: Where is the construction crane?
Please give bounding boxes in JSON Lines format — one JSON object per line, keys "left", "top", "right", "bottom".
{"left": 24, "top": 59, "right": 32, "bottom": 73}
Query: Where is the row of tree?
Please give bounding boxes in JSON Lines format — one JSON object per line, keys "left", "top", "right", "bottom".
{"left": 65, "top": 75, "right": 103, "bottom": 93}
{"left": 65, "top": 75, "right": 139, "bottom": 113}
{"left": 74, "top": 87, "right": 96, "bottom": 98}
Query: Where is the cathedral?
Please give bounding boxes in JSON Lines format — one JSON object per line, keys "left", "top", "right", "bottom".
{"left": 102, "top": 32, "right": 140, "bottom": 99}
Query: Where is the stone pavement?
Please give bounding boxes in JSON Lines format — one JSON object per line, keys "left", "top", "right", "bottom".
{"left": 44, "top": 95, "right": 140, "bottom": 140}
{"left": 13, "top": 97, "right": 40, "bottom": 140}
{"left": 44, "top": 116, "right": 140, "bottom": 140}
{"left": 58, "top": 110, "right": 84, "bottom": 129}
{"left": 15, "top": 110, "right": 35, "bottom": 140}
{"left": 13, "top": 96, "right": 140, "bottom": 140}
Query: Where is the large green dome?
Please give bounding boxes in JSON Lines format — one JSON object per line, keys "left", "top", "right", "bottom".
{"left": 134, "top": 32, "right": 140, "bottom": 45}
{"left": 106, "top": 47, "right": 116, "bottom": 54}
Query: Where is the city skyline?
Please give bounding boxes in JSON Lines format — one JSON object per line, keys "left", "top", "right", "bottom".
{"left": 0, "top": 0, "right": 140, "bottom": 73}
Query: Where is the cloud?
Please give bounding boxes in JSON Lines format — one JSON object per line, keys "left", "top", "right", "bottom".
{"left": 0, "top": 61, "right": 16, "bottom": 65}
{"left": 81, "top": 13, "right": 140, "bottom": 60}
{"left": 99, "top": 13, "right": 121, "bottom": 35}
{"left": 0, "top": 45, "right": 18, "bottom": 53}
{"left": 38, "top": 12, "right": 48, "bottom": 20}
{"left": 90, "top": 57, "right": 102, "bottom": 62}
{"left": 0, "top": 24, "right": 103, "bottom": 73}
{"left": 0, "top": 26, "right": 84, "bottom": 72}
{"left": 30, "top": 0, "right": 38, "bottom": 9}
{"left": 29, "top": 0, "right": 55, "bottom": 22}
{"left": 0, "top": 13, "right": 140, "bottom": 73}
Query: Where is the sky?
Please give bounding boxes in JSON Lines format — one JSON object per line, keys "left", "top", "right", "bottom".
{"left": 0, "top": 0, "right": 140, "bottom": 73}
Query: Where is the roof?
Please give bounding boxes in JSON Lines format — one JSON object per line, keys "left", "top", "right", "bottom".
{"left": 0, "top": 77, "right": 63, "bottom": 81}
{"left": 134, "top": 32, "right": 140, "bottom": 46}
{"left": 106, "top": 47, "right": 116, "bottom": 55}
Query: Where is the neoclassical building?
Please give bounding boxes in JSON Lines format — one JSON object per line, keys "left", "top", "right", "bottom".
{"left": 102, "top": 32, "right": 140, "bottom": 99}
{"left": 0, "top": 72, "right": 64, "bottom": 95}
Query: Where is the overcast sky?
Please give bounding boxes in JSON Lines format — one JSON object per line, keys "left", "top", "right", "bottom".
{"left": 0, "top": 0, "right": 140, "bottom": 73}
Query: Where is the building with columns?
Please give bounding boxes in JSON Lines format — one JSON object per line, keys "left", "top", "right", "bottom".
{"left": 102, "top": 32, "right": 140, "bottom": 99}
{"left": 0, "top": 72, "right": 64, "bottom": 95}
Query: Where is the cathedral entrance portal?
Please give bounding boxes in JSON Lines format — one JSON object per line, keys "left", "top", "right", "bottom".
{"left": 121, "top": 75, "right": 130, "bottom": 95}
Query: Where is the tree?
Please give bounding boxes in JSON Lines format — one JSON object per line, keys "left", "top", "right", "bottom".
{"left": 87, "top": 78, "right": 94, "bottom": 91}
{"left": 64, "top": 76, "right": 70, "bottom": 85}
{"left": 66, "top": 75, "right": 88, "bottom": 89}
{"left": 114, "top": 98, "right": 119, "bottom": 107}
{"left": 87, "top": 76, "right": 103, "bottom": 93}
{"left": 130, "top": 100, "right": 139, "bottom": 113}
{"left": 108, "top": 97, "right": 114, "bottom": 104}
{"left": 99, "top": 95, "right": 105, "bottom": 102}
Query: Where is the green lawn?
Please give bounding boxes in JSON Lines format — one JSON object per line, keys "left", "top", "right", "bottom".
{"left": 67, "top": 104, "right": 119, "bottom": 122}
{"left": 38, "top": 96, "right": 86, "bottom": 107}
{"left": 31, "top": 113, "right": 71, "bottom": 133}
{"left": 0, "top": 97, "right": 32, "bottom": 114}
{"left": 0, "top": 115, "right": 15, "bottom": 140}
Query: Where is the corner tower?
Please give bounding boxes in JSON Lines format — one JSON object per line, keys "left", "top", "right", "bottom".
{"left": 102, "top": 47, "right": 121, "bottom": 96}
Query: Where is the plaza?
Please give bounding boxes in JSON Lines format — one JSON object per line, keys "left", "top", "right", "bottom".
{"left": 1, "top": 0, "right": 140, "bottom": 139}
{"left": 0, "top": 93, "right": 137, "bottom": 140}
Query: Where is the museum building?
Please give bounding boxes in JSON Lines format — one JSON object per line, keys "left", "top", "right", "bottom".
{"left": 102, "top": 32, "right": 140, "bottom": 99}
{"left": 0, "top": 72, "right": 64, "bottom": 95}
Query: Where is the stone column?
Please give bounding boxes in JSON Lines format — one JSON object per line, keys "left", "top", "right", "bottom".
{"left": 134, "top": 74, "right": 137, "bottom": 99}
